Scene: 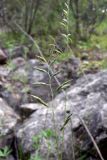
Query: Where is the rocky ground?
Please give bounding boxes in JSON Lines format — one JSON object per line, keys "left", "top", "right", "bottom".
{"left": 0, "top": 47, "right": 107, "bottom": 160}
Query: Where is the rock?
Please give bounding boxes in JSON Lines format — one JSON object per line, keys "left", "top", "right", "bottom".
{"left": 1, "top": 61, "right": 30, "bottom": 109}
{"left": 81, "top": 52, "right": 89, "bottom": 60}
{"left": 0, "top": 66, "right": 10, "bottom": 77}
{"left": 2, "top": 56, "right": 81, "bottom": 112}
{"left": 0, "top": 66, "right": 10, "bottom": 92}
{"left": 9, "top": 59, "right": 59, "bottom": 103}
{"left": 0, "top": 59, "right": 59, "bottom": 110}
{"left": 20, "top": 103, "right": 45, "bottom": 117}
{"left": 0, "top": 97, "right": 19, "bottom": 148}
{"left": 28, "top": 59, "right": 41, "bottom": 66}
{"left": 8, "top": 46, "right": 25, "bottom": 59}
{"left": 16, "top": 70, "right": 107, "bottom": 160}
{"left": 53, "top": 56, "right": 81, "bottom": 81}
{"left": 1, "top": 90, "right": 22, "bottom": 111}
{"left": 30, "top": 74, "right": 58, "bottom": 102}
{"left": 10, "top": 57, "right": 26, "bottom": 68}
{"left": 16, "top": 106, "right": 72, "bottom": 160}
{"left": 0, "top": 49, "right": 7, "bottom": 64}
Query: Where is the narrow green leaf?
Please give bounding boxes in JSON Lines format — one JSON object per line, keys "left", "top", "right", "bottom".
{"left": 65, "top": 2, "right": 69, "bottom": 9}
{"left": 0, "top": 146, "right": 11, "bottom": 158}
{"left": 31, "top": 95, "right": 48, "bottom": 107}
{"left": 60, "top": 22, "right": 67, "bottom": 28}
{"left": 0, "top": 151, "right": 4, "bottom": 157}
{"left": 61, "top": 83, "right": 71, "bottom": 89}
{"left": 67, "top": 33, "right": 71, "bottom": 36}
{"left": 36, "top": 55, "right": 47, "bottom": 63}
{"left": 60, "top": 113, "right": 72, "bottom": 131}
{"left": 34, "top": 67, "right": 48, "bottom": 74}
{"left": 49, "top": 43, "right": 55, "bottom": 47}
{"left": 63, "top": 9, "right": 68, "bottom": 15}
{"left": 52, "top": 71, "right": 61, "bottom": 77}
{"left": 56, "top": 80, "right": 71, "bottom": 91}
{"left": 63, "top": 18, "right": 67, "bottom": 23}
{"left": 55, "top": 49, "right": 62, "bottom": 54}
{"left": 49, "top": 59, "right": 56, "bottom": 66}
{"left": 61, "top": 34, "right": 68, "bottom": 39}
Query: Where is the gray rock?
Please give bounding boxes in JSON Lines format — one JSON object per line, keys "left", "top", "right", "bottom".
{"left": 20, "top": 103, "right": 45, "bottom": 117}
{"left": 30, "top": 74, "right": 58, "bottom": 102}
{"left": 0, "top": 97, "right": 19, "bottom": 148}
{"left": 0, "top": 49, "right": 7, "bottom": 64}
{"left": 1, "top": 90, "right": 22, "bottom": 111}
{"left": 0, "top": 59, "right": 59, "bottom": 110}
{"left": 0, "top": 66, "right": 10, "bottom": 77}
{"left": 10, "top": 57, "right": 26, "bottom": 68}
{"left": 16, "top": 106, "right": 72, "bottom": 160}
{"left": 16, "top": 70, "right": 107, "bottom": 160}
{"left": 8, "top": 46, "right": 25, "bottom": 59}
{"left": 53, "top": 56, "right": 81, "bottom": 81}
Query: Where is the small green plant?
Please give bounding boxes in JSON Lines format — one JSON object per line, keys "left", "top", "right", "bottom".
{"left": 7, "top": 60, "right": 16, "bottom": 70}
{"left": 78, "top": 61, "right": 100, "bottom": 75}
{"left": 21, "top": 86, "right": 31, "bottom": 94}
{"left": 32, "top": 129, "right": 57, "bottom": 150}
{"left": 12, "top": 73, "right": 28, "bottom": 84}
{"left": 0, "top": 146, "right": 11, "bottom": 158}
{"left": 56, "top": 51, "right": 72, "bottom": 62}
{"left": 30, "top": 129, "right": 58, "bottom": 160}
{"left": 5, "top": 83, "right": 13, "bottom": 92}
{"left": 98, "top": 59, "right": 107, "bottom": 69}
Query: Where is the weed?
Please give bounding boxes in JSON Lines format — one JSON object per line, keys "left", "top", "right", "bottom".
{"left": 30, "top": 129, "right": 58, "bottom": 160}
{"left": 12, "top": 72, "right": 28, "bottom": 84}
{"left": 0, "top": 146, "right": 11, "bottom": 158}
{"left": 6, "top": 60, "right": 16, "bottom": 70}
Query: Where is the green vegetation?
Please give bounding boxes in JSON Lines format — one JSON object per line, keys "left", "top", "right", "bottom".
{"left": 30, "top": 129, "right": 60, "bottom": 160}
{"left": 12, "top": 73, "right": 28, "bottom": 84}
{"left": 0, "top": 0, "right": 107, "bottom": 55}
{"left": 0, "top": 146, "right": 11, "bottom": 159}
{"left": 99, "top": 59, "right": 107, "bottom": 69}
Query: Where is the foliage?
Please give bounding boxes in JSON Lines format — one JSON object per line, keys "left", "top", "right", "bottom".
{"left": 29, "top": 129, "right": 58, "bottom": 160}
{"left": 78, "top": 61, "right": 100, "bottom": 75}
{"left": 12, "top": 73, "right": 28, "bottom": 84}
{"left": 70, "top": 0, "right": 107, "bottom": 42}
{"left": 56, "top": 51, "right": 72, "bottom": 62}
{"left": 98, "top": 59, "right": 107, "bottom": 69}
{"left": 0, "top": 146, "right": 11, "bottom": 158}
{"left": 0, "top": 0, "right": 107, "bottom": 54}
